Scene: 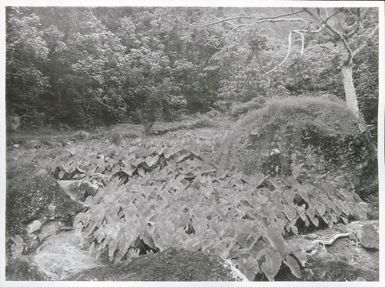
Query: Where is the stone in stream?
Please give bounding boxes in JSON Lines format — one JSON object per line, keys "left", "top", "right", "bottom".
{"left": 6, "top": 165, "right": 84, "bottom": 256}
{"left": 31, "top": 231, "right": 101, "bottom": 280}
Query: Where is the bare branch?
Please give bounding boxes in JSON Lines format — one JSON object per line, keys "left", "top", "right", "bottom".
{"left": 265, "top": 31, "right": 293, "bottom": 75}
{"left": 303, "top": 8, "right": 321, "bottom": 22}
{"left": 324, "top": 22, "right": 353, "bottom": 61}
{"left": 352, "top": 24, "right": 379, "bottom": 58}
{"left": 197, "top": 10, "right": 307, "bottom": 28}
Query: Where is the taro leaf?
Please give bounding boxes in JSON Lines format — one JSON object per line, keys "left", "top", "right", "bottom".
{"left": 291, "top": 249, "right": 307, "bottom": 268}
{"left": 174, "top": 149, "right": 190, "bottom": 163}
{"left": 307, "top": 206, "right": 318, "bottom": 227}
{"left": 182, "top": 236, "right": 201, "bottom": 250}
{"left": 122, "top": 165, "right": 135, "bottom": 177}
{"left": 268, "top": 178, "right": 283, "bottom": 191}
{"left": 137, "top": 167, "right": 145, "bottom": 177}
{"left": 145, "top": 154, "right": 159, "bottom": 168}
{"left": 115, "top": 238, "right": 131, "bottom": 263}
{"left": 109, "top": 239, "right": 118, "bottom": 261}
{"left": 290, "top": 225, "right": 298, "bottom": 235}
{"left": 127, "top": 247, "right": 140, "bottom": 258}
{"left": 214, "top": 240, "right": 235, "bottom": 259}
{"left": 58, "top": 170, "right": 65, "bottom": 179}
{"left": 315, "top": 201, "right": 326, "bottom": 216}
{"left": 171, "top": 178, "right": 187, "bottom": 192}
{"left": 229, "top": 247, "right": 250, "bottom": 259}
{"left": 353, "top": 203, "right": 368, "bottom": 220}
{"left": 142, "top": 229, "right": 156, "bottom": 249}
{"left": 321, "top": 215, "right": 329, "bottom": 225}
{"left": 282, "top": 189, "right": 295, "bottom": 205}
{"left": 284, "top": 254, "right": 302, "bottom": 279}
{"left": 282, "top": 204, "right": 297, "bottom": 222}
{"left": 359, "top": 224, "right": 379, "bottom": 250}
{"left": 260, "top": 247, "right": 282, "bottom": 281}
{"left": 341, "top": 216, "right": 348, "bottom": 224}
{"left": 297, "top": 205, "right": 307, "bottom": 222}
{"left": 237, "top": 257, "right": 260, "bottom": 281}
{"left": 250, "top": 238, "right": 266, "bottom": 258}
{"left": 266, "top": 224, "right": 287, "bottom": 256}
{"left": 163, "top": 147, "right": 174, "bottom": 159}
{"left": 89, "top": 241, "right": 97, "bottom": 258}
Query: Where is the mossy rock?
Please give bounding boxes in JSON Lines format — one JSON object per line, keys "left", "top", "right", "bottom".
{"left": 68, "top": 248, "right": 242, "bottom": 281}
{"left": 6, "top": 257, "right": 49, "bottom": 281}
{"left": 6, "top": 164, "right": 83, "bottom": 254}
{"left": 217, "top": 96, "right": 377, "bottom": 199}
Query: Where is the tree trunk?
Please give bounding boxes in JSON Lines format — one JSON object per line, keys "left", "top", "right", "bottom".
{"left": 341, "top": 63, "right": 360, "bottom": 118}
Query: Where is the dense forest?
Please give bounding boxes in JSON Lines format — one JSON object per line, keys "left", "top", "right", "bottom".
{"left": 5, "top": 6, "right": 380, "bottom": 282}
{"left": 6, "top": 7, "right": 378, "bottom": 136}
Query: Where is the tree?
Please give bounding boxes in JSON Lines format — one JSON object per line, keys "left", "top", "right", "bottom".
{"left": 6, "top": 8, "right": 50, "bottom": 127}
{"left": 197, "top": 7, "right": 379, "bottom": 121}
{"left": 300, "top": 8, "right": 379, "bottom": 119}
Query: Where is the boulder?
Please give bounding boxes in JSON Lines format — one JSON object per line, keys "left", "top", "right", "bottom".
{"left": 6, "top": 166, "right": 83, "bottom": 255}
{"left": 68, "top": 248, "right": 247, "bottom": 281}
{"left": 217, "top": 96, "right": 377, "bottom": 200}
{"left": 6, "top": 257, "right": 49, "bottom": 281}
{"left": 31, "top": 231, "right": 101, "bottom": 280}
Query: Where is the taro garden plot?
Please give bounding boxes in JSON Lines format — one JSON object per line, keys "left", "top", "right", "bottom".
{"left": 41, "top": 128, "right": 368, "bottom": 281}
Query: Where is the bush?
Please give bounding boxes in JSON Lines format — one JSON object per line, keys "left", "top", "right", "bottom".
{"left": 217, "top": 96, "right": 377, "bottom": 199}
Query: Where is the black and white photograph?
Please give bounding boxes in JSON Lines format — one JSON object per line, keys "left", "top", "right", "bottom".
{"left": 0, "top": 0, "right": 384, "bottom": 285}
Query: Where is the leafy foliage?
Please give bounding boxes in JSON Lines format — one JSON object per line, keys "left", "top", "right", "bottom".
{"left": 42, "top": 126, "right": 367, "bottom": 281}
{"left": 7, "top": 7, "right": 378, "bottom": 132}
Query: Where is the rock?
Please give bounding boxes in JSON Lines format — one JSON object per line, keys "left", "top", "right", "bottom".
{"left": 38, "top": 221, "right": 61, "bottom": 241}
{"left": 32, "top": 231, "right": 101, "bottom": 280}
{"left": 217, "top": 96, "right": 377, "bottom": 200}
{"left": 358, "top": 223, "right": 379, "bottom": 250}
{"left": 27, "top": 220, "right": 42, "bottom": 234}
{"left": 6, "top": 166, "right": 84, "bottom": 255}
{"left": 6, "top": 257, "right": 49, "bottom": 281}
{"left": 68, "top": 248, "right": 246, "bottom": 281}
{"left": 281, "top": 220, "right": 379, "bottom": 281}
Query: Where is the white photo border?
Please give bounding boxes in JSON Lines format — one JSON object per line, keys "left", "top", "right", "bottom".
{"left": 0, "top": 1, "right": 384, "bottom": 287}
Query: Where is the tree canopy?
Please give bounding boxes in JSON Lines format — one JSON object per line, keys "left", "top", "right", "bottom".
{"left": 6, "top": 7, "right": 379, "bottom": 135}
